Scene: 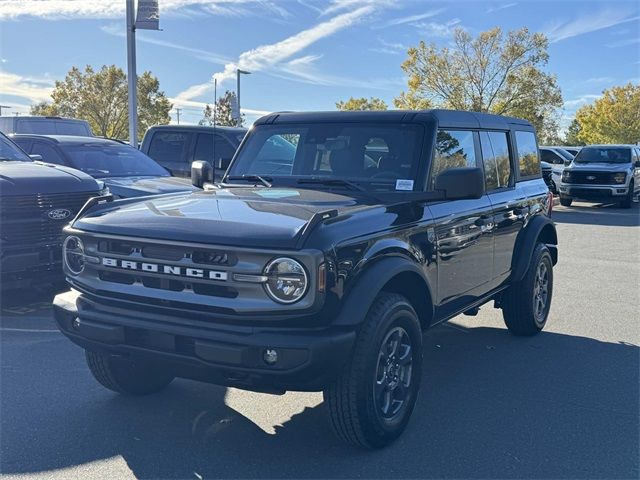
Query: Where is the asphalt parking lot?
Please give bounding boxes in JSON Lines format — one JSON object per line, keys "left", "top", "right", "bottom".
{"left": 1, "top": 201, "right": 638, "bottom": 480}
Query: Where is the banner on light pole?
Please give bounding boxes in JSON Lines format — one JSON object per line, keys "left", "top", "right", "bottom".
{"left": 230, "top": 95, "right": 240, "bottom": 123}
{"left": 136, "top": 0, "right": 160, "bottom": 30}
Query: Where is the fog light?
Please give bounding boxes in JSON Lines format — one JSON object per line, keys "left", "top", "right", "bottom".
{"left": 263, "top": 348, "right": 278, "bottom": 365}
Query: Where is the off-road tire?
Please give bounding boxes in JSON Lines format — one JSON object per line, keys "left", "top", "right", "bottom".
{"left": 85, "top": 350, "right": 174, "bottom": 395}
{"left": 559, "top": 195, "right": 572, "bottom": 207}
{"left": 502, "top": 243, "right": 553, "bottom": 336}
{"left": 619, "top": 181, "right": 634, "bottom": 209}
{"left": 324, "top": 292, "right": 422, "bottom": 449}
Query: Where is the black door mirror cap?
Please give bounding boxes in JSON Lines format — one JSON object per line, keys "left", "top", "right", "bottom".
{"left": 435, "top": 167, "right": 486, "bottom": 201}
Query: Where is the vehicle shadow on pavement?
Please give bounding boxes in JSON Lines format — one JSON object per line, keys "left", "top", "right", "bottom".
{"left": 553, "top": 202, "right": 639, "bottom": 227}
{"left": 1, "top": 325, "right": 638, "bottom": 479}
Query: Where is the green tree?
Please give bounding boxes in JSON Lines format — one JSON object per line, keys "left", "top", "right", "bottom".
{"left": 574, "top": 83, "right": 640, "bottom": 144}
{"left": 563, "top": 118, "right": 585, "bottom": 146}
{"left": 204, "top": 90, "right": 244, "bottom": 127}
{"left": 30, "top": 65, "right": 171, "bottom": 140}
{"left": 396, "top": 27, "right": 563, "bottom": 141}
{"left": 335, "top": 96, "right": 388, "bottom": 111}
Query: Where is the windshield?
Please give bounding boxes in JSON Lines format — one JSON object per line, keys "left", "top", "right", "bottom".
{"left": 574, "top": 147, "right": 630, "bottom": 164}
{"left": 227, "top": 123, "right": 424, "bottom": 191}
{"left": 17, "top": 119, "right": 92, "bottom": 136}
{"left": 61, "top": 143, "right": 169, "bottom": 178}
{"left": 0, "top": 134, "right": 31, "bottom": 162}
{"left": 554, "top": 148, "right": 574, "bottom": 161}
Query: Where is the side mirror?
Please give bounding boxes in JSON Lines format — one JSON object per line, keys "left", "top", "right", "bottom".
{"left": 29, "top": 154, "right": 43, "bottom": 161}
{"left": 435, "top": 167, "right": 485, "bottom": 200}
{"left": 564, "top": 159, "right": 572, "bottom": 166}
{"left": 191, "top": 160, "right": 213, "bottom": 189}
{"left": 635, "top": 160, "right": 640, "bottom": 168}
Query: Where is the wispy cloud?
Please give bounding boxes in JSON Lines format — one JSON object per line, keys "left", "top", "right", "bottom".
{"left": 322, "top": 0, "right": 395, "bottom": 16}
{"left": 0, "top": 71, "right": 54, "bottom": 103}
{"left": 606, "top": 37, "right": 640, "bottom": 48}
{"left": 211, "top": 5, "right": 376, "bottom": 84}
{"left": 563, "top": 94, "right": 601, "bottom": 109}
{"left": 544, "top": 9, "right": 640, "bottom": 43}
{"left": 413, "top": 18, "right": 462, "bottom": 38}
{"left": 369, "top": 37, "right": 408, "bottom": 55}
{"left": 584, "top": 77, "right": 615, "bottom": 85}
{"left": 0, "top": 0, "right": 291, "bottom": 20}
{"left": 100, "top": 23, "right": 230, "bottom": 66}
{"left": 486, "top": 3, "right": 517, "bottom": 14}
{"left": 377, "top": 8, "right": 445, "bottom": 28}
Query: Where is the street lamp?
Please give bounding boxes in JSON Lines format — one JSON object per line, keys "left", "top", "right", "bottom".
{"left": 236, "top": 69, "right": 251, "bottom": 127}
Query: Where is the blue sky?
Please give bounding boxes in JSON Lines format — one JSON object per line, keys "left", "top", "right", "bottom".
{"left": 0, "top": 0, "right": 638, "bottom": 131}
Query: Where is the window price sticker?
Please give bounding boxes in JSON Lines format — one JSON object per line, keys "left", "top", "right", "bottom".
{"left": 395, "top": 179, "right": 414, "bottom": 191}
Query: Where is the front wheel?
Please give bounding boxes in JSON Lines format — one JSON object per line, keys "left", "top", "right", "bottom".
{"left": 324, "top": 292, "right": 423, "bottom": 449}
{"left": 559, "top": 195, "right": 572, "bottom": 207}
{"left": 502, "top": 243, "right": 553, "bottom": 336}
{"left": 619, "top": 181, "right": 634, "bottom": 209}
{"left": 85, "top": 350, "right": 174, "bottom": 395}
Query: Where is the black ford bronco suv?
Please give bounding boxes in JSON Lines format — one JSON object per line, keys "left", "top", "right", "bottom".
{"left": 53, "top": 110, "right": 557, "bottom": 448}
{"left": 0, "top": 132, "right": 103, "bottom": 290}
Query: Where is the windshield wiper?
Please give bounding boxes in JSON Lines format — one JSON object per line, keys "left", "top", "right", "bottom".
{"left": 297, "top": 178, "right": 367, "bottom": 192}
{"left": 226, "top": 175, "right": 272, "bottom": 188}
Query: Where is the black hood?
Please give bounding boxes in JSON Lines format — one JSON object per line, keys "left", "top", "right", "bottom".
{"left": 0, "top": 161, "right": 99, "bottom": 196}
{"left": 72, "top": 187, "right": 370, "bottom": 249}
{"left": 103, "top": 175, "right": 198, "bottom": 198}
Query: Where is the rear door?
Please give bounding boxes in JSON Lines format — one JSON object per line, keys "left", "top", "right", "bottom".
{"left": 427, "top": 129, "right": 494, "bottom": 314}
{"left": 146, "top": 130, "right": 193, "bottom": 177}
{"left": 192, "top": 133, "right": 238, "bottom": 180}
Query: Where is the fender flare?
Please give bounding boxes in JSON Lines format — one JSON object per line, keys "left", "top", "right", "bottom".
{"left": 511, "top": 215, "right": 558, "bottom": 283}
{"left": 333, "top": 256, "right": 434, "bottom": 328}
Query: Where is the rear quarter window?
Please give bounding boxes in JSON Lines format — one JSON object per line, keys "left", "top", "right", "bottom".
{"left": 147, "top": 131, "right": 192, "bottom": 164}
{"left": 515, "top": 131, "right": 540, "bottom": 179}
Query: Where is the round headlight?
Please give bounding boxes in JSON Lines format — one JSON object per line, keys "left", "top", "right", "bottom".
{"left": 63, "top": 235, "right": 85, "bottom": 275}
{"left": 263, "top": 257, "right": 308, "bottom": 304}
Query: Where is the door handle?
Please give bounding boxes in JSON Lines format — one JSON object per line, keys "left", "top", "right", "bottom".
{"left": 513, "top": 207, "right": 529, "bottom": 217}
{"left": 475, "top": 216, "right": 491, "bottom": 227}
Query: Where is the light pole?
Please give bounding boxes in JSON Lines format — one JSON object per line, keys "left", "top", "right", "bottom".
{"left": 126, "top": 0, "right": 137, "bottom": 147}
{"left": 236, "top": 69, "right": 251, "bottom": 127}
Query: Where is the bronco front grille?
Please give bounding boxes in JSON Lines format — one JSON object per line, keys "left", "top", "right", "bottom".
{"left": 94, "top": 239, "right": 239, "bottom": 299}
{"left": 0, "top": 191, "right": 97, "bottom": 245}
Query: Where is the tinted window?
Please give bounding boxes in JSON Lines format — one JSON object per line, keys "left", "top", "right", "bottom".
{"left": 194, "top": 134, "right": 237, "bottom": 165}
{"left": 61, "top": 143, "right": 168, "bottom": 178}
{"left": 574, "top": 147, "right": 631, "bottom": 164}
{"left": 148, "top": 131, "right": 192, "bottom": 164}
{"left": 16, "top": 119, "right": 91, "bottom": 136}
{"left": 431, "top": 130, "right": 477, "bottom": 188}
{"left": 0, "top": 134, "right": 31, "bottom": 162}
{"left": 480, "top": 131, "right": 512, "bottom": 190}
{"left": 229, "top": 124, "right": 423, "bottom": 191}
{"left": 515, "top": 131, "right": 540, "bottom": 178}
{"left": 31, "top": 143, "right": 65, "bottom": 165}
{"left": 540, "top": 148, "right": 563, "bottom": 164}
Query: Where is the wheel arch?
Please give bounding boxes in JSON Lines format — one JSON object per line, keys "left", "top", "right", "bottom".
{"left": 511, "top": 215, "right": 558, "bottom": 283}
{"left": 333, "top": 256, "right": 434, "bottom": 330}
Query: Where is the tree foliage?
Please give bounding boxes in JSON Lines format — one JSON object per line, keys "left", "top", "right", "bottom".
{"left": 200, "top": 91, "right": 244, "bottom": 127}
{"left": 396, "top": 27, "right": 563, "bottom": 141}
{"left": 336, "top": 96, "right": 388, "bottom": 111}
{"left": 573, "top": 83, "right": 640, "bottom": 145}
{"left": 30, "top": 65, "right": 171, "bottom": 140}
{"left": 563, "top": 119, "right": 585, "bottom": 146}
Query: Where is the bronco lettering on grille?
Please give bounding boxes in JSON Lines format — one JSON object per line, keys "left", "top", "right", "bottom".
{"left": 101, "top": 258, "right": 228, "bottom": 281}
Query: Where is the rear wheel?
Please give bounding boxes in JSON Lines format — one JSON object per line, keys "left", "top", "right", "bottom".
{"left": 85, "top": 350, "right": 174, "bottom": 395}
{"left": 619, "top": 181, "right": 634, "bottom": 209}
{"left": 559, "top": 195, "right": 572, "bottom": 207}
{"left": 502, "top": 243, "right": 553, "bottom": 336}
{"left": 324, "top": 292, "right": 422, "bottom": 449}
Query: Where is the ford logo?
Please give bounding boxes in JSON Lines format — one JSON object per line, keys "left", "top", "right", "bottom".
{"left": 586, "top": 175, "right": 596, "bottom": 181}
{"left": 47, "top": 208, "right": 72, "bottom": 220}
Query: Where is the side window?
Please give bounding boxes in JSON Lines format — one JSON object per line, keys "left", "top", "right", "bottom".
{"left": 515, "top": 131, "right": 540, "bottom": 178}
{"left": 431, "top": 130, "right": 477, "bottom": 188}
{"left": 194, "top": 133, "right": 213, "bottom": 163}
{"left": 30, "top": 143, "right": 65, "bottom": 165}
{"left": 214, "top": 135, "right": 236, "bottom": 162}
{"left": 540, "top": 149, "right": 560, "bottom": 164}
{"left": 147, "top": 131, "right": 192, "bottom": 164}
{"left": 480, "top": 131, "right": 512, "bottom": 191}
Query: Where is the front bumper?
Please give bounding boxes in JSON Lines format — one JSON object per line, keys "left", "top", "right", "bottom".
{"left": 53, "top": 290, "right": 356, "bottom": 392}
{"left": 558, "top": 183, "right": 629, "bottom": 200}
{"left": 1, "top": 242, "right": 63, "bottom": 289}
